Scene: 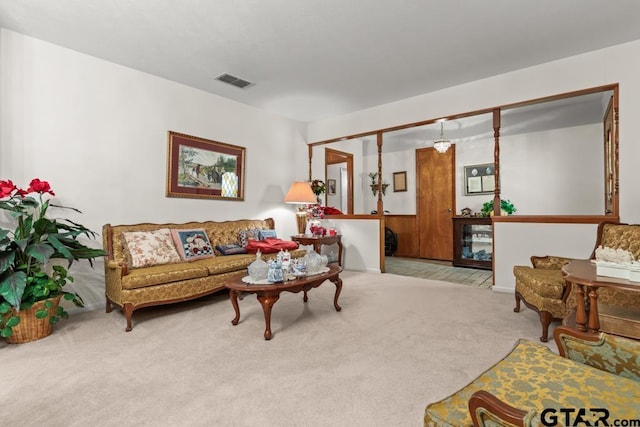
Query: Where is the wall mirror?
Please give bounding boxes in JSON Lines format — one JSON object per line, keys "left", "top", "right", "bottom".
{"left": 311, "top": 135, "right": 377, "bottom": 215}
{"left": 325, "top": 148, "right": 354, "bottom": 214}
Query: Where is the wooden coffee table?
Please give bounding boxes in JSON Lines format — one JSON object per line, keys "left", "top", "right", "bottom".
{"left": 225, "top": 265, "right": 343, "bottom": 340}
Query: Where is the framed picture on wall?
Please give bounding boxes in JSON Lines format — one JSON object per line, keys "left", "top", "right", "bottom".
{"left": 393, "top": 171, "right": 407, "bottom": 192}
{"left": 166, "top": 131, "right": 246, "bottom": 200}
{"left": 464, "top": 163, "right": 495, "bottom": 196}
{"left": 327, "top": 179, "right": 336, "bottom": 195}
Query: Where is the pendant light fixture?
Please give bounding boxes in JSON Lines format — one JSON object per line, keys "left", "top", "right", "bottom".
{"left": 433, "top": 121, "right": 452, "bottom": 153}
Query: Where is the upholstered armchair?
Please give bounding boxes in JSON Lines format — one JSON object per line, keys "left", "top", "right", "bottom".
{"left": 513, "top": 255, "right": 576, "bottom": 342}
{"left": 424, "top": 327, "right": 640, "bottom": 427}
{"left": 513, "top": 221, "right": 640, "bottom": 342}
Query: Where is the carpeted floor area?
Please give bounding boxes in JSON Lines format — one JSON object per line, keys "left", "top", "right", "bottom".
{"left": 385, "top": 256, "right": 493, "bottom": 288}
{"left": 0, "top": 270, "right": 551, "bottom": 427}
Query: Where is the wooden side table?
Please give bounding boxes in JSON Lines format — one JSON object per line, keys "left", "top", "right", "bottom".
{"left": 562, "top": 259, "right": 640, "bottom": 339}
{"left": 291, "top": 234, "right": 343, "bottom": 266}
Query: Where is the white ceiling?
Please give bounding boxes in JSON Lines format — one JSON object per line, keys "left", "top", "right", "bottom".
{"left": 1, "top": 0, "right": 640, "bottom": 123}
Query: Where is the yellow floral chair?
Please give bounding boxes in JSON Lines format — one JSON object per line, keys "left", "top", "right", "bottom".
{"left": 424, "top": 327, "right": 640, "bottom": 427}
{"left": 513, "top": 221, "right": 640, "bottom": 342}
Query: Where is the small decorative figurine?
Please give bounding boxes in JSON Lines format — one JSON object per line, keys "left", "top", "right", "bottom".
{"left": 277, "top": 249, "right": 292, "bottom": 273}
{"left": 267, "top": 259, "right": 284, "bottom": 283}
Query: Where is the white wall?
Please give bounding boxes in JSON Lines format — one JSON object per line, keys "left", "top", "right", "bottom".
{"left": 326, "top": 163, "right": 342, "bottom": 209}
{"left": 382, "top": 150, "right": 417, "bottom": 215}
{"left": 455, "top": 138, "right": 494, "bottom": 214}
{"left": 501, "top": 124, "right": 603, "bottom": 215}
{"left": 320, "top": 218, "right": 381, "bottom": 273}
{"left": 493, "top": 222, "right": 598, "bottom": 293}
{"left": 454, "top": 123, "right": 603, "bottom": 215}
{"left": 363, "top": 148, "right": 417, "bottom": 215}
{"left": 308, "top": 39, "right": 640, "bottom": 290}
{"left": 0, "top": 29, "right": 309, "bottom": 310}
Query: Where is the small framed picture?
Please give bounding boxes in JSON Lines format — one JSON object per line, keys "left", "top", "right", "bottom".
{"left": 464, "top": 163, "right": 495, "bottom": 196}
{"left": 327, "top": 179, "right": 337, "bottom": 195}
{"left": 393, "top": 171, "right": 407, "bottom": 192}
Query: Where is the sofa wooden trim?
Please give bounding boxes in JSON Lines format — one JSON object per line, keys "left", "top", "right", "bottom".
{"left": 468, "top": 391, "right": 528, "bottom": 427}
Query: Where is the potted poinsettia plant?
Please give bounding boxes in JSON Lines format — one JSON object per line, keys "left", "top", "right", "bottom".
{"left": 310, "top": 179, "right": 326, "bottom": 203}
{"left": 0, "top": 178, "right": 105, "bottom": 342}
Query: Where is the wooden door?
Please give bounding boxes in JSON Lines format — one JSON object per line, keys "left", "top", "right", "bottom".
{"left": 416, "top": 146, "right": 455, "bottom": 260}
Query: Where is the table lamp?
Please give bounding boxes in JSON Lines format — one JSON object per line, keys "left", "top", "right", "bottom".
{"left": 284, "top": 181, "right": 318, "bottom": 235}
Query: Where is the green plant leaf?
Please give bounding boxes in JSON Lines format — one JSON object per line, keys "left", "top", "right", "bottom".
{"left": 1, "top": 326, "right": 13, "bottom": 338}
{"left": 6, "top": 315, "right": 20, "bottom": 327}
{"left": 0, "top": 251, "right": 16, "bottom": 274}
{"left": 14, "top": 238, "right": 29, "bottom": 252}
{"left": 24, "top": 243, "right": 55, "bottom": 264}
{"left": 35, "top": 308, "right": 49, "bottom": 319}
{"left": 0, "top": 271, "right": 27, "bottom": 308}
{"left": 0, "top": 301, "right": 11, "bottom": 314}
{"left": 18, "top": 197, "right": 39, "bottom": 208}
{"left": 46, "top": 234, "right": 74, "bottom": 260}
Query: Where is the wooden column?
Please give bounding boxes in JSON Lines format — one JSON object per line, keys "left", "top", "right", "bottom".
{"left": 493, "top": 108, "right": 501, "bottom": 216}
{"left": 613, "top": 90, "right": 620, "bottom": 217}
{"left": 307, "top": 144, "right": 313, "bottom": 182}
{"left": 377, "top": 132, "right": 385, "bottom": 273}
{"left": 377, "top": 132, "right": 384, "bottom": 215}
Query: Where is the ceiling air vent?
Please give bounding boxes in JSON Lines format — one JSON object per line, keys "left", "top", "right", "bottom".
{"left": 214, "top": 73, "right": 254, "bottom": 89}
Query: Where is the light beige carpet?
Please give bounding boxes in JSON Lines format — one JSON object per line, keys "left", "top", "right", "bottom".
{"left": 0, "top": 270, "right": 552, "bottom": 426}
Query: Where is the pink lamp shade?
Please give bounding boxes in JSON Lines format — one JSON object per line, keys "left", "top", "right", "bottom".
{"left": 284, "top": 182, "right": 317, "bottom": 204}
{"left": 284, "top": 182, "right": 317, "bottom": 235}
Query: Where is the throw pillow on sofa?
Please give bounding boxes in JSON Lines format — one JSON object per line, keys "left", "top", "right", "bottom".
{"left": 258, "top": 229, "right": 278, "bottom": 240}
{"left": 121, "top": 228, "right": 182, "bottom": 268}
{"left": 215, "top": 244, "right": 248, "bottom": 255}
{"left": 238, "top": 228, "right": 260, "bottom": 247}
{"left": 171, "top": 229, "right": 215, "bottom": 261}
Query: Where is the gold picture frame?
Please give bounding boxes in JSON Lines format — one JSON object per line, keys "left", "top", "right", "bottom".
{"left": 166, "top": 131, "right": 246, "bottom": 200}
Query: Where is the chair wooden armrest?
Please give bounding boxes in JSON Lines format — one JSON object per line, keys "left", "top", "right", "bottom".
{"left": 553, "top": 326, "right": 640, "bottom": 381}
{"left": 530, "top": 255, "right": 573, "bottom": 270}
{"left": 469, "top": 391, "right": 536, "bottom": 427}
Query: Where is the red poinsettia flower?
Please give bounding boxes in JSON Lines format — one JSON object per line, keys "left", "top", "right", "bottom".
{"left": 0, "top": 179, "right": 17, "bottom": 198}
{"left": 27, "top": 178, "right": 55, "bottom": 196}
{"left": 322, "top": 206, "right": 343, "bottom": 215}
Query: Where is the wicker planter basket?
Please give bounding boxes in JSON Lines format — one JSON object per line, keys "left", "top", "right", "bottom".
{"left": 5, "top": 295, "right": 62, "bottom": 344}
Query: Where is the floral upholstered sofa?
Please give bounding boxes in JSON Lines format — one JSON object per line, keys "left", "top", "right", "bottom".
{"left": 424, "top": 326, "right": 640, "bottom": 426}
{"left": 513, "top": 221, "right": 640, "bottom": 341}
{"left": 102, "top": 218, "right": 305, "bottom": 331}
